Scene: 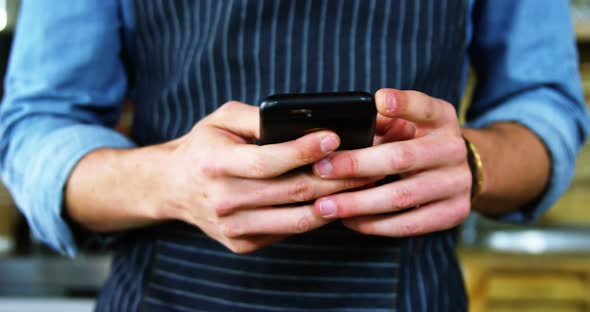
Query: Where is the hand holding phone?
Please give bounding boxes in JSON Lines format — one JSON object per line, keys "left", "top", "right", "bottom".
{"left": 259, "top": 92, "right": 377, "bottom": 150}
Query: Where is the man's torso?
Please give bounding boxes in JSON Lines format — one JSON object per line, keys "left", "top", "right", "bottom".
{"left": 97, "top": 1, "right": 470, "bottom": 311}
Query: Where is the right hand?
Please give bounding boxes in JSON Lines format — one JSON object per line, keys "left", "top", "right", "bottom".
{"left": 156, "top": 101, "right": 377, "bottom": 253}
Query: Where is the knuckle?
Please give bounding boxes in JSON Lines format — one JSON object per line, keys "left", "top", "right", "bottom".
{"left": 355, "top": 222, "right": 377, "bottom": 235}
{"left": 398, "top": 222, "right": 423, "bottom": 236}
{"left": 343, "top": 203, "right": 365, "bottom": 219}
{"left": 390, "top": 144, "right": 415, "bottom": 172}
{"left": 249, "top": 154, "right": 269, "bottom": 177}
{"left": 459, "top": 168, "right": 472, "bottom": 192}
{"left": 226, "top": 243, "right": 241, "bottom": 254}
{"left": 406, "top": 90, "right": 423, "bottom": 102}
{"left": 390, "top": 186, "right": 416, "bottom": 210}
{"left": 213, "top": 199, "right": 236, "bottom": 216}
{"left": 289, "top": 180, "right": 315, "bottom": 202}
{"left": 450, "top": 199, "right": 471, "bottom": 225}
{"left": 220, "top": 221, "right": 242, "bottom": 238}
{"left": 232, "top": 246, "right": 254, "bottom": 254}
{"left": 449, "top": 137, "right": 468, "bottom": 163}
{"left": 293, "top": 141, "right": 316, "bottom": 164}
{"left": 294, "top": 147, "right": 307, "bottom": 163}
{"left": 345, "top": 178, "right": 365, "bottom": 192}
{"left": 447, "top": 166, "right": 472, "bottom": 197}
{"left": 211, "top": 102, "right": 235, "bottom": 122}
{"left": 423, "top": 98, "right": 436, "bottom": 120}
{"left": 341, "top": 153, "right": 360, "bottom": 176}
{"left": 226, "top": 241, "right": 256, "bottom": 254}
{"left": 291, "top": 215, "right": 313, "bottom": 234}
{"left": 441, "top": 101, "right": 459, "bottom": 122}
{"left": 197, "top": 157, "right": 222, "bottom": 177}
{"left": 407, "top": 90, "right": 424, "bottom": 96}
{"left": 219, "top": 101, "right": 240, "bottom": 112}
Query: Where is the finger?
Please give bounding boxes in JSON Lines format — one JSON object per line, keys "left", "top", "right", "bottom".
{"left": 375, "top": 115, "right": 413, "bottom": 137}
{"left": 220, "top": 204, "right": 331, "bottom": 238}
{"left": 182, "top": 212, "right": 288, "bottom": 254}
{"left": 373, "top": 116, "right": 415, "bottom": 145}
{"left": 313, "top": 167, "right": 471, "bottom": 218}
{"left": 206, "top": 101, "right": 261, "bottom": 139}
{"left": 218, "top": 130, "right": 340, "bottom": 178}
{"left": 313, "top": 134, "right": 467, "bottom": 178}
{"left": 382, "top": 120, "right": 415, "bottom": 142}
{"left": 220, "top": 234, "right": 288, "bottom": 254}
{"left": 375, "top": 88, "right": 456, "bottom": 128}
{"left": 374, "top": 116, "right": 416, "bottom": 146}
{"left": 341, "top": 195, "right": 470, "bottom": 237}
{"left": 217, "top": 173, "right": 381, "bottom": 216}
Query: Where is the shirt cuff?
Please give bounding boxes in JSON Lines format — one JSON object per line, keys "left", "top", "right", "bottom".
{"left": 466, "top": 89, "right": 586, "bottom": 224}
{"left": 22, "top": 124, "right": 135, "bottom": 256}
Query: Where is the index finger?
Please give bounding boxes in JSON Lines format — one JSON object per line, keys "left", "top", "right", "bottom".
{"left": 220, "top": 130, "right": 341, "bottom": 178}
{"left": 375, "top": 88, "right": 456, "bottom": 127}
{"left": 375, "top": 115, "right": 415, "bottom": 143}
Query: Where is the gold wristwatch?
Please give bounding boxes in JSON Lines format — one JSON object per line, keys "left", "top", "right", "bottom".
{"left": 464, "top": 138, "right": 484, "bottom": 202}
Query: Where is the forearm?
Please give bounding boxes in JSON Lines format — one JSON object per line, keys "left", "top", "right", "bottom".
{"left": 64, "top": 141, "right": 177, "bottom": 233}
{"left": 463, "top": 122, "right": 551, "bottom": 216}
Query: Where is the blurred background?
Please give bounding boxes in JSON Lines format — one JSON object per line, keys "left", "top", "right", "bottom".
{"left": 0, "top": 1, "right": 589, "bottom": 311}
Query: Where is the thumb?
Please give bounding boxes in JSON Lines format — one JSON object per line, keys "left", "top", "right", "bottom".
{"left": 206, "top": 101, "right": 261, "bottom": 139}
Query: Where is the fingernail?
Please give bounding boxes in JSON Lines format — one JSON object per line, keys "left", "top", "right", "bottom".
{"left": 315, "top": 158, "right": 332, "bottom": 177}
{"left": 320, "top": 136, "right": 339, "bottom": 153}
{"left": 319, "top": 199, "right": 337, "bottom": 218}
{"left": 385, "top": 93, "right": 396, "bottom": 112}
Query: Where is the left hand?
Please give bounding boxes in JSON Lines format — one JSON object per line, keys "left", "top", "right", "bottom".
{"left": 311, "top": 88, "right": 472, "bottom": 237}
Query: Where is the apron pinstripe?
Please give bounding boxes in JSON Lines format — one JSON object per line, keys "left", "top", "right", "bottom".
{"left": 96, "top": 1, "right": 468, "bottom": 311}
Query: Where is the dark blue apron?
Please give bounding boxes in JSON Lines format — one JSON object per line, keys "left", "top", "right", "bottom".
{"left": 97, "top": 1, "right": 468, "bottom": 311}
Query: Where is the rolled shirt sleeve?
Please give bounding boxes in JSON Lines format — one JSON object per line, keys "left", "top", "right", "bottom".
{"left": 0, "top": 0, "right": 134, "bottom": 256}
{"left": 466, "top": 0, "right": 590, "bottom": 223}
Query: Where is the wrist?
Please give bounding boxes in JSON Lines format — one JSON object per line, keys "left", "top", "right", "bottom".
{"left": 462, "top": 122, "right": 550, "bottom": 216}
{"left": 134, "top": 141, "right": 183, "bottom": 224}
{"left": 65, "top": 143, "right": 176, "bottom": 232}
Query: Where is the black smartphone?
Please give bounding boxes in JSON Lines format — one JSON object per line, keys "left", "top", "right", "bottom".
{"left": 259, "top": 92, "right": 376, "bottom": 150}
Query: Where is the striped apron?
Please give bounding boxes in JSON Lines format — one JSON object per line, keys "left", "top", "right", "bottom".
{"left": 97, "top": 1, "right": 469, "bottom": 311}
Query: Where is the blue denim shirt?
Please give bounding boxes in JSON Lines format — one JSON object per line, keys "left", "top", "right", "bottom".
{"left": 1, "top": 0, "right": 588, "bottom": 256}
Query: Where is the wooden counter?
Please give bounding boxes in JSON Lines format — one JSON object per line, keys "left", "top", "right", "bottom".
{"left": 459, "top": 248, "right": 590, "bottom": 312}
